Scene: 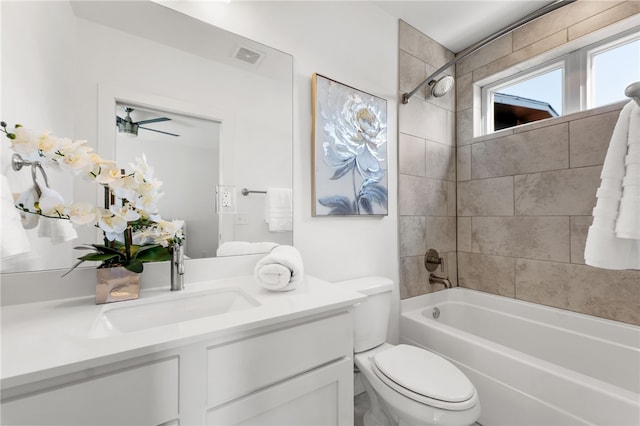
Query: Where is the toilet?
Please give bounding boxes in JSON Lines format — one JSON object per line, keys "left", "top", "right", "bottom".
{"left": 339, "top": 277, "right": 481, "bottom": 426}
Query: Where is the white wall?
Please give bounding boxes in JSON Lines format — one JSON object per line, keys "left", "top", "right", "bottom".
{"left": 0, "top": 1, "right": 76, "bottom": 272}
{"left": 160, "top": 1, "right": 401, "bottom": 340}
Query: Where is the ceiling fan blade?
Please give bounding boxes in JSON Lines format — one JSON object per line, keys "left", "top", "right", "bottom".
{"left": 138, "top": 126, "right": 180, "bottom": 137}
{"left": 116, "top": 115, "right": 125, "bottom": 123}
{"left": 136, "top": 117, "right": 171, "bottom": 125}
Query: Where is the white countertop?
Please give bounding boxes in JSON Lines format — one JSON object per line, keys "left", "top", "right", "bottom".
{"left": 1, "top": 275, "right": 365, "bottom": 389}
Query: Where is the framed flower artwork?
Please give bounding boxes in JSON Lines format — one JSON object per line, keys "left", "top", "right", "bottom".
{"left": 311, "top": 74, "right": 388, "bottom": 216}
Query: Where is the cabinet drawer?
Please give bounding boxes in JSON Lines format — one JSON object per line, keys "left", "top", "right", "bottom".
{"left": 206, "top": 358, "right": 353, "bottom": 425}
{"left": 207, "top": 312, "right": 352, "bottom": 407}
{"left": 2, "top": 357, "right": 179, "bottom": 426}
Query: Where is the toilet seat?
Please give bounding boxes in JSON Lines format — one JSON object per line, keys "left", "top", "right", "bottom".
{"left": 371, "top": 344, "right": 477, "bottom": 411}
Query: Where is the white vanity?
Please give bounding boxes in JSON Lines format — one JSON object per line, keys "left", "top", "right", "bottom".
{"left": 1, "top": 275, "right": 365, "bottom": 425}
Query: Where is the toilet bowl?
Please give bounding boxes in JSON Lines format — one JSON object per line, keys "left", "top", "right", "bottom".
{"left": 337, "top": 277, "right": 481, "bottom": 426}
{"left": 355, "top": 344, "right": 480, "bottom": 426}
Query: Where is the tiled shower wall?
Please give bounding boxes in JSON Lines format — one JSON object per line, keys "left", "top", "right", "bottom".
{"left": 398, "top": 21, "right": 457, "bottom": 298}
{"left": 455, "top": 0, "right": 640, "bottom": 325}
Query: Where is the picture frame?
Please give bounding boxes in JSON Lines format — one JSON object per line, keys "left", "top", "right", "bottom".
{"left": 311, "top": 73, "right": 388, "bottom": 216}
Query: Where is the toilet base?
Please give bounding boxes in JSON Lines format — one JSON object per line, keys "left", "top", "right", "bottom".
{"left": 355, "top": 344, "right": 481, "bottom": 426}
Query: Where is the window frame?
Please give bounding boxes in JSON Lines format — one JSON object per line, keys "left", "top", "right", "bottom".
{"left": 480, "top": 26, "right": 640, "bottom": 135}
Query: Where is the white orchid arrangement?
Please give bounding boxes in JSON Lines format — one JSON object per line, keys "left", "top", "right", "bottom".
{"left": 2, "top": 121, "right": 183, "bottom": 273}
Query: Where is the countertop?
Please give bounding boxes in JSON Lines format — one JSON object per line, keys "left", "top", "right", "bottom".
{"left": 1, "top": 275, "right": 365, "bottom": 389}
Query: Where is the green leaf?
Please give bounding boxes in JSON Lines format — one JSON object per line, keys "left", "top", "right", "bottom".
{"left": 78, "top": 253, "right": 120, "bottom": 262}
{"left": 135, "top": 246, "right": 171, "bottom": 263}
{"left": 125, "top": 260, "right": 144, "bottom": 273}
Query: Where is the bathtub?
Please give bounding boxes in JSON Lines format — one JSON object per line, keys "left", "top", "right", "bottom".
{"left": 400, "top": 288, "right": 640, "bottom": 426}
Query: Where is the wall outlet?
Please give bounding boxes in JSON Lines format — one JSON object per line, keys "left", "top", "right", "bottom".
{"left": 235, "top": 213, "right": 249, "bottom": 225}
{"left": 222, "top": 191, "right": 232, "bottom": 207}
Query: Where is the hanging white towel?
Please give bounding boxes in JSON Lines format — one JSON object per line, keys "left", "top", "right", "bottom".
{"left": 38, "top": 217, "right": 78, "bottom": 245}
{"left": 14, "top": 186, "right": 39, "bottom": 229}
{"left": 254, "top": 245, "right": 304, "bottom": 291}
{"left": 216, "top": 241, "right": 279, "bottom": 257}
{"left": 264, "top": 187, "right": 292, "bottom": 232}
{"left": 584, "top": 101, "right": 640, "bottom": 270}
{"left": 1, "top": 175, "right": 31, "bottom": 259}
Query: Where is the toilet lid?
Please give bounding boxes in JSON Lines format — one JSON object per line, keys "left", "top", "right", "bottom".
{"left": 372, "top": 344, "right": 474, "bottom": 404}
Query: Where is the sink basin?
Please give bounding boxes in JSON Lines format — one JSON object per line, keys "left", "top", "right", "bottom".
{"left": 90, "top": 288, "right": 260, "bottom": 337}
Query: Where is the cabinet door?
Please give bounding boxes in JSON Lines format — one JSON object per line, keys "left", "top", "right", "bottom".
{"left": 1, "top": 358, "right": 179, "bottom": 426}
{"left": 206, "top": 358, "right": 353, "bottom": 426}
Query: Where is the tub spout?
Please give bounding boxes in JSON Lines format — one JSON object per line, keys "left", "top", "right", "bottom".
{"left": 429, "top": 273, "right": 452, "bottom": 289}
{"left": 170, "top": 244, "right": 185, "bottom": 291}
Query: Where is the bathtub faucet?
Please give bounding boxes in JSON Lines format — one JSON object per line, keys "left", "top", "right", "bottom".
{"left": 429, "top": 273, "right": 452, "bottom": 289}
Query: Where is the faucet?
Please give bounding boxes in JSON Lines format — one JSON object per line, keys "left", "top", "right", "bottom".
{"left": 424, "top": 248, "right": 453, "bottom": 289}
{"left": 429, "top": 273, "right": 452, "bottom": 289}
{"left": 170, "top": 244, "right": 185, "bottom": 291}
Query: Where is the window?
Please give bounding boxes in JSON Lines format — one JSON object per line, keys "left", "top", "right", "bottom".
{"left": 482, "top": 27, "right": 639, "bottom": 134}
{"left": 589, "top": 35, "right": 640, "bottom": 108}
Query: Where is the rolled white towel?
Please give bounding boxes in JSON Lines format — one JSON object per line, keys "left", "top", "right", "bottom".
{"left": 254, "top": 245, "right": 304, "bottom": 292}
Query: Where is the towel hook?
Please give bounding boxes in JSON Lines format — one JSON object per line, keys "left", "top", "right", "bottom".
{"left": 12, "top": 153, "right": 50, "bottom": 197}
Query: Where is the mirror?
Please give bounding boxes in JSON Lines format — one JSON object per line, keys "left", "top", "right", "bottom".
{"left": 1, "top": 0, "right": 293, "bottom": 273}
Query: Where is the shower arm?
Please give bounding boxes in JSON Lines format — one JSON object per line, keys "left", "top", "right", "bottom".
{"left": 401, "top": 0, "right": 577, "bottom": 104}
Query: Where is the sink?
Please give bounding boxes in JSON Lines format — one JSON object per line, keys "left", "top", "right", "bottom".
{"left": 90, "top": 288, "right": 260, "bottom": 337}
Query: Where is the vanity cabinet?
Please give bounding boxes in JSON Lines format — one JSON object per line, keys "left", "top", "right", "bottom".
{"left": 1, "top": 311, "right": 354, "bottom": 426}
{"left": 1, "top": 357, "right": 180, "bottom": 426}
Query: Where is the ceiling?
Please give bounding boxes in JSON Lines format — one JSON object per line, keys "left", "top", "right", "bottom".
{"left": 372, "top": 0, "right": 555, "bottom": 53}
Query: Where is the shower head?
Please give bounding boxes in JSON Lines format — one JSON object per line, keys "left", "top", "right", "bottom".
{"left": 429, "top": 75, "right": 455, "bottom": 98}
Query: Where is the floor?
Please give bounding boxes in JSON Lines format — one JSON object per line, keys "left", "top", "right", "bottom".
{"left": 354, "top": 392, "right": 482, "bottom": 426}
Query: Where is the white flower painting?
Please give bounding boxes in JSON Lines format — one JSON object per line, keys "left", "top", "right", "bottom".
{"left": 312, "top": 74, "right": 388, "bottom": 216}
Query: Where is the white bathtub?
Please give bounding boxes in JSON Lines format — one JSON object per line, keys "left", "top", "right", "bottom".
{"left": 400, "top": 288, "right": 640, "bottom": 426}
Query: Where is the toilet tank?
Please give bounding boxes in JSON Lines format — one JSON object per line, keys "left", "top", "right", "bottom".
{"left": 336, "top": 276, "right": 394, "bottom": 353}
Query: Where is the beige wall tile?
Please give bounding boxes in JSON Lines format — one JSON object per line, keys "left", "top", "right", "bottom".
{"left": 447, "top": 181, "right": 457, "bottom": 217}
{"left": 399, "top": 98, "right": 449, "bottom": 144}
{"left": 472, "top": 216, "right": 570, "bottom": 262}
{"left": 456, "top": 72, "right": 473, "bottom": 112}
{"left": 471, "top": 123, "right": 569, "bottom": 179}
{"left": 457, "top": 33, "right": 512, "bottom": 77}
{"left": 399, "top": 216, "right": 427, "bottom": 257}
{"left": 458, "top": 252, "right": 515, "bottom": 297}
{"left": 472, "top": 30, "right": 568, "bottom": 83}
{"left": 511, "top": 1, "right": 622, "bottom": 51}
{"left": 426, "top": 216, "right": 456, "bottom": 253}
{"left": 447, "top": 252, "right": 458, "bottom": 286}
{"left": 456, "top": 108, "right": 474, "bottom": 146}
{"left": 399, "top": 175, "right": 448, "bottom": 216}
{"left": 399, "top": 133, "right": 426, "bottom": 177}
{"left": 425, "top": 141, "right": 455, "bottom": 181}
{"left": 515, "top": 259, "right": 640, "bottom": 325}
{"left": 399, "top": 255, "right": 431, "bottom": 299}
{"left": 399, "top": 50, "right": 427, "bottom": 101}
{"left": 457, "top": 145, "right": 471, "bottom": 182}
{"left": 457, "top": 217, "right": 472, "bottom": 252}
{"left": 458, "top": 177, "right": 514, "bottom": 217}
{"left": 514, "top": 167, "right": 601, "bottom": 216}
{"left": 570, "top": 216, "right": 592, "bottom": 265}
{"left": 569, "top": 1, "right": 640, "bottom": 41}
{"left": 399, "top": 20, "right": 453, "bottom": 68}
{"left": 570, "top": 109, "right": 621, "bottom": 167}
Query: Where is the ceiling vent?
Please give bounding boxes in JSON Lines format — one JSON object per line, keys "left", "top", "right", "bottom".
{"left": 233, "top": 45, "right": 264, "bottom": 65}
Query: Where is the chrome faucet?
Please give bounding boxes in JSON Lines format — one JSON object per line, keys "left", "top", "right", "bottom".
{"left": 170, "top": 244, "right": 185, "bottom": 291}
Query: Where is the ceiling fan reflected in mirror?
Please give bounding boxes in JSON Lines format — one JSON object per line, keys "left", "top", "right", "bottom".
{"left": 116, "top": 107, "right": 180, "bottom": 137}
